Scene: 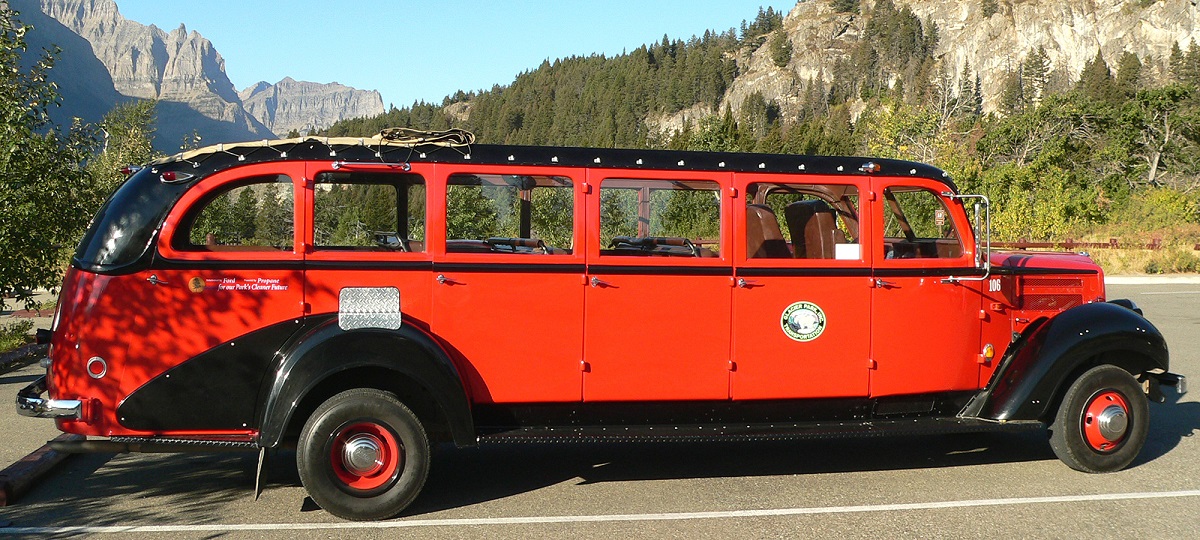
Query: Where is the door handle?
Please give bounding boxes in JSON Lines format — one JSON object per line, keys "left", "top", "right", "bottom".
{"left": 436, "top": 274, "right": 459, "bottom": 285}
{"left": 146, "top": 274, "right": 169, "bottom": 286}
{"left": 874, "top": 279, "right": 896, "bottom": 289}
{"left": 736, "top": 278, "right": 760, "bottom": 288}
{"left": 589, "top": 276, "right": 610, "bottom": 288}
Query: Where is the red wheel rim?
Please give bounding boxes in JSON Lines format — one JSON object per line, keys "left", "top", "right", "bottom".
{"left": 1081, "top": 390, "right": 1130, "bottom": 453}
{"left": 329, "top": 422, "right": 403, "bottom": 491}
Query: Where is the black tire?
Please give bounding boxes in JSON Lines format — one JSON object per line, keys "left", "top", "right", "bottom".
{"left": 1049, "top": 365, "right": 1149, "bottom": 473}
{"left": 297, "top": 388, "right": 430, "bottom": 520}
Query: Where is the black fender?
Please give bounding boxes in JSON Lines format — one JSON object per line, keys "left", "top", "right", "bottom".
{"left": 963, "top": 301, "right": 1168, "bottom": 422}
{"left": 256, "top": 316, "right": 475, "bottom": 448}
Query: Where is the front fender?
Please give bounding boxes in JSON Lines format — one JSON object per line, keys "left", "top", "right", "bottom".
{"left": 256, "top": 316, "right": 474, "bottom": 448}
{"left": 964, "top": 301, "right": 1168, "bottom": 422}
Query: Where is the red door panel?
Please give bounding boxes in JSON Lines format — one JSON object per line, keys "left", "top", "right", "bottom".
{"left": 730, "top": 174, "right": 872, "bottom": 400}
{"left": 581, "top": 170, "right": 733, "bottom": 402}
{"left": 432, "top": 270, "right": 584, "bottom": 403}
{"left": 583, "top": 273, "right": 731, "bottom": 401}
{"left": 732, "top": 275, "right": 870, "bottom": 399}
{"left": 428, "top": 165, "right": 586, "bottom": 404}
{"left": 868, "top": 178, "right": 983, "bottom": 397}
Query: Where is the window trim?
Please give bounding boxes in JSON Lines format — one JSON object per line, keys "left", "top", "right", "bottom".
{"left": 158, "top": 163, "right": 304, "bottom": 262}
{"left": 587, "top": 170, "right": 732, "bottom": 266}
{"left": 734, "top": 174, "right": 869, "bottom": 268}
{"left": 871, "top": 180, "right": 974, "bottom": 268}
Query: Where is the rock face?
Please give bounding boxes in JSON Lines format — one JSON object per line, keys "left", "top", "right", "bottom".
{"left": 898, "top": 0, "right": 1198, "bottom": 110}
{"left": 239, "top": 77, "right": 384, "bottom": 136}
{"left": 11, "top": 0, "right": 125, "bottom": 127}
{"left": 36, "top": 0, "right": 272, "bottom": 147}
{"left": 715, "top": 0, "right": 1200, "bottom": 123}
{"left": 27, "top": 0, "right": 386, "bottom": 147}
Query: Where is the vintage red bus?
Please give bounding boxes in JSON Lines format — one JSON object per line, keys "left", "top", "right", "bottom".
{"left": 18, "top": 130, "right": 1185, "bottom": 520}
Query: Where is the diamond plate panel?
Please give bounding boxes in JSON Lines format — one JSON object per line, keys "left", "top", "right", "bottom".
{"left": 338, "top": 287, "right": 402, "bottom": 330}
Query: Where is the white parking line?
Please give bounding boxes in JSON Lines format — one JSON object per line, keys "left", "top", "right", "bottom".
{"left": 3, "top": 489, "right": 1199, "bottom": 534}
{"left": 1140, "top": 291, "right": 1200, "bottom": 295}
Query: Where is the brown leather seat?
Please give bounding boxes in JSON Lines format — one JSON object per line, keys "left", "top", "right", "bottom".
{"left": 785, "top": 200, "right": 845, "bottom": 259}
{"left": 745, "top": 204, "right": 790, "bottom": 258}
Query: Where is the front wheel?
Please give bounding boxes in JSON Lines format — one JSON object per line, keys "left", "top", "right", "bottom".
{"left": 1049, "top": 365, "right": 1149, "bottom": 473}
{"left": 297, "top": 388, "right": 430, "bottom": 520}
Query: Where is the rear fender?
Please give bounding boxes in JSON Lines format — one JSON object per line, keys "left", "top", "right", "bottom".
{"left": 963, "top": 301, "right": 1168, "bottom": 422}
{"left": 256, "top": 317, "right": 474, "bottom": 448}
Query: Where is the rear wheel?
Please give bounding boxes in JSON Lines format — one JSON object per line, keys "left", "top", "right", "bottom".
{"left": 1049, "top": 365, "right": 1148, "bottom": 473}
{"left": 297, "top": 388, "right": 430, "bottom": 520}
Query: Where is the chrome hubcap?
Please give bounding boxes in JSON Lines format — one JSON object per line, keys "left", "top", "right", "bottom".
{"left": 1096, "top": 405, "right": 1129, "bottom": 441}
{"left": 342, "top": 434, "right": 384, "bottom": 475}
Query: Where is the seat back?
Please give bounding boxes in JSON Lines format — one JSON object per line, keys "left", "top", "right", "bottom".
{"left": 746, "top": 204, "right": 790, "bottom": 258}
{"left": 785, "top": 200, "right": 846, "bottom": 259}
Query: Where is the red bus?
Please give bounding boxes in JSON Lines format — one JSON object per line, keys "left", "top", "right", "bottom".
{"left": 19, "top": 130, "right": 1185, "bottom": 520}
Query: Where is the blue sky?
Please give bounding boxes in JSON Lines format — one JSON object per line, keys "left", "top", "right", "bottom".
{"left": 114, "top": 1, "right": 797, "bottom": 109}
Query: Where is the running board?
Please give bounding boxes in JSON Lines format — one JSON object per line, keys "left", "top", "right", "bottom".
{"left": 478, "top": 418, "right": 1044, "bottom": 444}
{"left": 49, "top": 436, "right": 258, "bottom": 454}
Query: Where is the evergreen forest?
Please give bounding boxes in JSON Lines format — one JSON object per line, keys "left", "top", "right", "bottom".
{"left": 5, "top": 1, "right": 1200, "bottom": 312}
{"left": 326, "top": 1, "right": 1200, "bottom": 272}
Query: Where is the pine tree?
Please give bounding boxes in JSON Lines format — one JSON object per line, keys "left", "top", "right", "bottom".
{"left": 1022, "top": 47, "right": 1051, "bottom": 104}
{"left": 1115, "top": 51, "right": 1143, "bottom": 97}
{"left": 769, "top": 31, "right": 793, "bottom": 68}
{"left": 831, "top": 0, "right": 859, "bottom": 14}
{"left": 1076, "top": 51, "right": 1116, "bottom": 102}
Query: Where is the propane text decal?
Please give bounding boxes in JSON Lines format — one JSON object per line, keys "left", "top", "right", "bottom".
{"left": 189, "top": 276, "right": 290, "bottom": 293}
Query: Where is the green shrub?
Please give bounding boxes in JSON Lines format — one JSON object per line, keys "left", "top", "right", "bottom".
{"left": 0, "top": 319, "right": 33, "bottom": 353}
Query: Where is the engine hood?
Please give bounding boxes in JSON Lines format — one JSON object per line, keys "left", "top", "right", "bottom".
{"left": 991, "top": 251, "right": 1104, "bottom": 275}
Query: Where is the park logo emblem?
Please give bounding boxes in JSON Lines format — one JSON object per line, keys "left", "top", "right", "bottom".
{"left": 781, "top": 301, "right": 826, "bottom": 342}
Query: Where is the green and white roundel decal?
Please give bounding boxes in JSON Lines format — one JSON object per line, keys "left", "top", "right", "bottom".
{"left": 780, "top": 301, "right": 826, "bottom": 342}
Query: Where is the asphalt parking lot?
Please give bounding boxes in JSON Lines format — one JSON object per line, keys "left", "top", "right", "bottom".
{"left": 1, "top": 283, "right": 1198, "bottom": 538}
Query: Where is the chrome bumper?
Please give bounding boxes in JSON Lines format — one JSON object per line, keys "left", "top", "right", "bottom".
{"left": 1145, "top": 371, "right": 1187, "bottom": 403}
{"left": 16, "top": 375, "right": 81, "bottom": 419}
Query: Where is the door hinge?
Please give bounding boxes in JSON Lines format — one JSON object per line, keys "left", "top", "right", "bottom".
{"left": 867, "top": 359, "right": 878, "bottom": 370}
{"left": 582, "top": 183, "right": 592, "bottom": 194}
{"left": 728, "top": 360, "right": 737, "bottom": 372}
{"left": 300, "top": 302, "right": 311, "bottom": 314}
{"left": 580, "top": 360, "right": 591, "bottom": 373}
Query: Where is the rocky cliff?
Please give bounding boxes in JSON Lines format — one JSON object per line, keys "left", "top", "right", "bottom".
{"left": 239, "top": 77, "right": 384, "bottom": 136}
{"left": 26, "top": 0, "right": 386, "bottom": 147}
{"left": 35, "top": 0, "right": 273, "bottom": 147}
{"left": 12, "top": 0, "right": 125, "bottom": 127}
{"left": 712, "top": 0, "right": 1199, "bottom": 126}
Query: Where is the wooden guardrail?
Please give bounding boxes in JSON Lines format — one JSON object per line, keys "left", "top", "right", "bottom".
{"left": 993, "top": 238, "right": 1200, "bottom": 251}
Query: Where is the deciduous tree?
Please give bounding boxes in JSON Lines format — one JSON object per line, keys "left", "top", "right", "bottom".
{"left": 0, "top": 7, "right": 97, "bottom": 308}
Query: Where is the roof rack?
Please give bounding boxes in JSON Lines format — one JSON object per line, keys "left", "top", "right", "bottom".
{"left": 149, "top": 128, "right": 956, "bottom": 190}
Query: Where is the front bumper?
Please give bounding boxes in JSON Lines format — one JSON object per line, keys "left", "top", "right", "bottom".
{"left": 16, "top": 375, "right": 81, "bottom": 419}
{"left": 1144, "top": 371, "right": 1187, "bottom": 403}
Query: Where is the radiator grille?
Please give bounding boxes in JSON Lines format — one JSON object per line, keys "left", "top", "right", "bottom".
{"left": 1023, "top": 277, "right": 1083, "bottom": 288}
{"left": 1022, "top": 294, "right": 1083, "bottom": 310}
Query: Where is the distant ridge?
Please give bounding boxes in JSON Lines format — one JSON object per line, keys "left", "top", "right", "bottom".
{"left": 239, "top": 77, "right": 383, "bottom": 137}
{"left": 18, "top": 0, "right": 385, "bottom": 148}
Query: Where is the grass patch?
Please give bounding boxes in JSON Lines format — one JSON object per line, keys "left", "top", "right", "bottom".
{"left": 1059, "top": 225, "right": 1200, "bottom": 275}
{"left": 0, "top": 319, "right": 34, "bottom": 353}
{"left": 1087, "top": 247, "right": 1200, "bottom": 275}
